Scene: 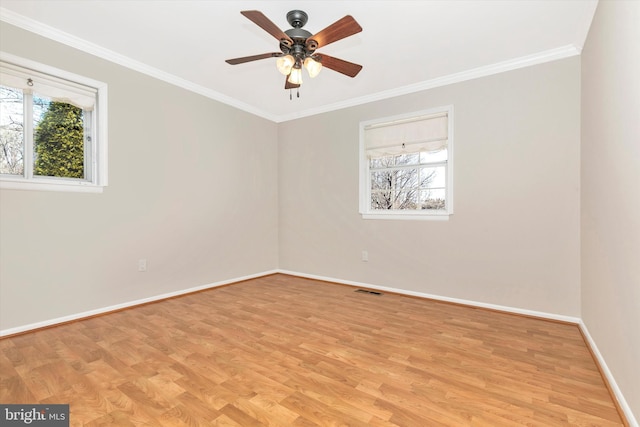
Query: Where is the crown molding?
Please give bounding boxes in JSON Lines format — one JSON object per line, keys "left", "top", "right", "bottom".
{"left": 275, "top": 44, "right": 581, "bottom": 122}
{"left": 1, "top": 7, "right": 580, "bottom": 124}
{"left": 0, "top": 7, "right": 279, "bottom": 122}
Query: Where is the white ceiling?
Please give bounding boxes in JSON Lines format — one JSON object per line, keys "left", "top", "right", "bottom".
{"left": 0, "top": 1, "right": 598, "bottom": 122}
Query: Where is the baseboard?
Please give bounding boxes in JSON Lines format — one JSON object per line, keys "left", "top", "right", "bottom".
{"left": 1, "top": 269, "right": 578, "bottom": 336}
{"left": 0, "top": 269, "right": 279, "bottom": 337}
{"left": 579, "top": 321, "right": 638, "bottom": 427}
{"left": 277, "top": 269, "right": 582, "bottom": 324}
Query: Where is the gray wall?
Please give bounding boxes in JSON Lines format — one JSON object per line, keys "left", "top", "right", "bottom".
{"left": 0, "top": 24, "right": 279, "bottom": 330}
{"left": 581, "top": 0, "right": 640, "bottom": 419}
{"left": 279, "top": 58, "right": 581, "bottom": 317}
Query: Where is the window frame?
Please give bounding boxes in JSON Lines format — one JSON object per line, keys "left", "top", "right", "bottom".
{"left": 359, "top": 105, "right": 454, "bottom": 220}
{"left": 0, "top": 52, "right": 108, "bottom": 193}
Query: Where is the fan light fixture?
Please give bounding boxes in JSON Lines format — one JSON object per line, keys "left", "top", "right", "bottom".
{"left": 276, "top": 55, "right": 295, "bottom": 75}
{"left": 288, "top": 65, "right": 303, "bottom": 85}
{"left": 279, "top": 56, "right": 322, "bottom": 82}
{"left": 303, "top": 57, "right": 322, "bottom": 78}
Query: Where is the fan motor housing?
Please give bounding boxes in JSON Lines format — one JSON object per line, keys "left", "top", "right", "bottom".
{"left": 283, "top": 11, "right": 318, "bottom": 52}
{"left": 285, "top": 28, "right": 312, "bottom": 42}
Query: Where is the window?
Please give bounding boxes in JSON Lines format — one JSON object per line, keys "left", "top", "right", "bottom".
{"left": 359, "top": 106, "right": 453, "bottom": 220}
{"left": 0, "top": 53, "right": 107, "bottom": 192}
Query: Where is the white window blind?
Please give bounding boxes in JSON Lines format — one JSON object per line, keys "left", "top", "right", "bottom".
{"left": 0, "top": 62, "right": 96, "bottom": 110}
{"left": 364, "top": 112, "right": 448, "bottom": 158}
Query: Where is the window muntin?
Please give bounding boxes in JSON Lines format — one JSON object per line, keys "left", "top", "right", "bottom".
{"left": 360, "top": 106, "right": 453, "bottom": 219}
{"left": 0, "top": 53, "right": 107, "bottom": 192}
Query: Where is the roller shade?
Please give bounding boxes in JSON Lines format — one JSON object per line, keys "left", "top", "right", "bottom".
{"left": 0, "top": 62, "right": 97, "bottom": 111}
{"left": 365, "top": 112, "right": 448, "bottom": 158}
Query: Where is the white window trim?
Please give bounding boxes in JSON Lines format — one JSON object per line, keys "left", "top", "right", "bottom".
{"left": 359, "top": 105, "right": 454, "bottom": 220}
{"left": 0, "top": 52, "right": 108, "bottom": 193}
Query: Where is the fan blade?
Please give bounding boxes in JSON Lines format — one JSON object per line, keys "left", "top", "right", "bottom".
{"left": 317, "top": 54, "right": 363, "bottom": 77}
{"left": 225, "top": 52, "right": 281, "bottom": 65}
{"left": 307, "top": 15, "right": 362, "bottom": 49}
{"left": 285, "top": 75, "right": 300, "bottom": 90}
{"left": 241, "top": 10, "right": 293, "bottom": 46}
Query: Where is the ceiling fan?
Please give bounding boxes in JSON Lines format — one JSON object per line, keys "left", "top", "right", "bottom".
{"left": 225, "top": 10, "right": 363, "bottom": 92}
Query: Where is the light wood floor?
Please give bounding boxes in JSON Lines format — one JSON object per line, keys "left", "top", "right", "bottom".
{"left": 0, "top": 274, "right": 626, "bottom": 426}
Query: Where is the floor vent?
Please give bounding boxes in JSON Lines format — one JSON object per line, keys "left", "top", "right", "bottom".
{"left": 355, "top": 289, "right": 383, "bottom": 296}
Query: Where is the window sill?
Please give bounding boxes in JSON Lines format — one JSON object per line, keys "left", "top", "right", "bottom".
{"left": 0, "top": 179, "right": 104, "bottom": 193}
{"left": 361, "top": 211, "right": 451, "bottom": 221}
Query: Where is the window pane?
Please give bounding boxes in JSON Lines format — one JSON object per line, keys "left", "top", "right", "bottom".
{"left": 395, "top": 167, "right": 420, "bottom": 189}
{"left": 371, "top": 190, "right": 392, "bottom": 210}
{"left": 420, "top": 189, "right": 446, "bottom": 210}
{"left": 370, "top": 155, "right": 393, "bottom": 170}
{"left": 0, "top": 85, "right": 24, "bottom": 175}
{"left": 33, "top": 94, "right": 85, "bottom": 179}
{"left": 420, "top": 166, "right": 446, "bottom": 189}
{"left": 395, "top": 153, "right": 419, "bottom": 165}
{"left": 420, "top": 148, "right": 447, "bottom": 164}
{"left": 393, "top": 190, "right": 419, "bottom": 209}
{"left": 371, "top": 171, "right": 392, "bottom": 190}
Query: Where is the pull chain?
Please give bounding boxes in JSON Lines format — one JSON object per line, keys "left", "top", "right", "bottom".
{"left": 289, "top": 88, "right": 301, "bottom": 100}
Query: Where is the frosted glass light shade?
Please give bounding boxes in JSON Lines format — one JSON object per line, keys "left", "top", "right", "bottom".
{"left": 287, "top": 67, "right": 303, "bottom": 85}
{"left": 276, "top": 55, "right": 295, "bottom": 75}
{"left": 304, "top": 57, "right": 322, "bottom": 78}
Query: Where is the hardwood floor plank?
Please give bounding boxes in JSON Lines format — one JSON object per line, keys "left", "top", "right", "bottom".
{"left": 0, "top": 274, "right": 626, "bottom": 426}
{"left": 0, "top": 374, "right": 37, "bottom": 402}
{"left": 210, "top": 414, "right": 244, "bottom": 427}
{"left": 83, "top": 410, "right": 137, "bottom": 427}
{"left": 280, "top": 390, "right": 371, "bottom": 426}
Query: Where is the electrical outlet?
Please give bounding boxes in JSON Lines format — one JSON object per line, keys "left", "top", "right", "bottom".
{"left": 138, "top": 259, "right": 147, "bottom": 272}
{"left": 362, "top": 251, "right": 369, "bottom": 262}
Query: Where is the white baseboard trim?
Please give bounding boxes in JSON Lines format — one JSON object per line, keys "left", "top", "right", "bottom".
{"left": 0, "top": 269, "right": 279, "bottom": 337}
{"left": 278, "top": 269, "right": 582, "bottom": 324}
{"left": 579, "top": 320, "right": 639, "bottom": 427}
